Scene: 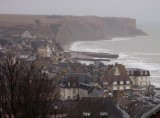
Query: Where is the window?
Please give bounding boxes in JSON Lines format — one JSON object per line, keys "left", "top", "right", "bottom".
{"left": 145, "top": 71, "right": 148, "bottom": 75}
{"left": 113, "top": 81, "right": 117, "bottom": 85}
{"left": 140, "top": 71, "right": 143, "bottom": 75}
{"left": 126, "top": 85, "right": 130, "bottom": 89}
{"left": 68, "top": 82, "right": 70, "bottom": 86}
{"left": 83, "top": 112, "right": 91, "bottom": 116}
{"left": 120, "top": 81, "right": 124, "bottom": 85}
{"left": 103, "top": 82, "right": 108, "bottom": 85}
{"left": 119, "top": 86, "right": 124, "bottom": 90}
{"left": 126, "top": 81, "right": 130, "bottom": 84}
{"left": 127, "top": 71, "right": 130, "bottom": 75}
{"left": 113, "top": 86, "right": 118, "bottom": 90}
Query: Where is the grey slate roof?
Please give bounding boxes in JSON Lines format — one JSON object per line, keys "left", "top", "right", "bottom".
{"left": 0, "top": 51, "right": 5, "bottom": 58}
{"left": 19, "top": 50, "right": 31, "bottom": 56}
{"left": 52, "top": 98, "right": 123, "bottom": 118}
{"left": 79, "top": 83, "right": 94, "bottom": 91}
{"left": 59, "top": 73, "right": 92, "bottom": 88}
{"left": 66, "top": 73, "right": 92, "bottom": 84}
{"left": 89, "top": 86, "right": 104, "bottom": 97}
{"left": 69, "top": 98, "right": 124, "bottom": 118}
{"left": 126, "top": 68, "right": 150, "bottom": 76}
{"left": 94, "top": 61, "right": 105, "bottom": 68}
{"left": 59, "top": 77, "right": 79, "bottom": 88}
{"left": 26, "top": 55, "right": 37, "bottom": 61}
{"left": 104, "top": 74, "right": 132, "bottom": 85}
{"left": 52, "top": 62, "right": 82, "bottom": 68}
{"left": 31, "top": 40, "right": 47, "bottom": 52}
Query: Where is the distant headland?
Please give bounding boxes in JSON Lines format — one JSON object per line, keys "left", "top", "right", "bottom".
{"left": 0, "top": 14, "right": 147, "bottom": 47}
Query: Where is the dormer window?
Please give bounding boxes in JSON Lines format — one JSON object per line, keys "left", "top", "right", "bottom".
{"left": 145, "top": 71, "right": 148, "bottom": 75}
{"left": 120, "top": 81, "right": 124, "bottom": 85}
{"left": 103, "top": 82, "right": 108, "bottom": 85}
{"left": 100, "top": 112, "right": 108, "bottom": 117}
{"left": 127, "top": 71, "right": 130, "bottom": 75}
{"left": 113, "top": 81, "right": 117, "bottom": 85}
{"left": 126, "top": 81, "right": 130, "bottom": 84}
{"left": 68, "top": 82, "right": 70, "bottom": 86}
{"left": 83, "top": 112, "right": 91, "bottom": 116}
{"left": 131, "top": 71, "right": 134, "bottom": 75}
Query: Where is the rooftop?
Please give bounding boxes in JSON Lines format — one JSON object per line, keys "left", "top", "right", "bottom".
{"left": 52, "top": 98, "right": 123, "bottom": 118}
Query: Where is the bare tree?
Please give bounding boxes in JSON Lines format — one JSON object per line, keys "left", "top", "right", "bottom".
{"left": 0, "top": 58, "right": 58, "bottom": 118}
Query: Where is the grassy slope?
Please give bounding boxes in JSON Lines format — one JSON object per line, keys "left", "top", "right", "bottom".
{"left": 0, "top": 14, "right": 45, "bottom": 26}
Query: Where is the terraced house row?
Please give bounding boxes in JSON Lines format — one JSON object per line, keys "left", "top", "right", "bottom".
{"left": 59, "top": 62, "right": 152, "bottom": 101}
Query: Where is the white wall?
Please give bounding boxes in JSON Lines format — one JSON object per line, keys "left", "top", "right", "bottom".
{"left": 113, "top": 86, "right": 118, "bottom": 90}
{"left": 126, "top": 85, "right": 130, "bottom": 89}
{"left": 130, "top": 76, "right": 150, "bottom": 86}
{"left": 20, "top": 55, "right": 29, "bottom": 59}
{"left": 60, "top": 88, "right": 79, "bottom": 100}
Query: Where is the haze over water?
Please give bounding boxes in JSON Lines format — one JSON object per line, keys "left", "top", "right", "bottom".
{"left": 70, "top": 24, "right": 160, "bottom": 88}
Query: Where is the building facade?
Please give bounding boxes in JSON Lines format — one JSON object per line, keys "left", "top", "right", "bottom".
{"left": 126, "top": 68, "right": 150, "bottom": 86}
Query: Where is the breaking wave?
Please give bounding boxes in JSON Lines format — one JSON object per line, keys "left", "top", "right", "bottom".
{"left": 110, "top": 37, "right": 132, "bottom": 41}
{"left": 70, "top": 41, "right": 111, "bottom": 53}
{"left": 69, "top": 37, "right": 160, "bottom": 88}
{"left": 133, "top": 52, "right": 160, "bottom": 56}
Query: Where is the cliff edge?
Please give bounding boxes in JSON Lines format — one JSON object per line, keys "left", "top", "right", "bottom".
{"left": 0, "top": 14, "right": 146, "bottom": 47}
{"left": 47, "top": 15, "right": 146, "bottom": 46}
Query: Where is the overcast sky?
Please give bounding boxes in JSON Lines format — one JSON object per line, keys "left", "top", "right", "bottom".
{"left": 0, "top": 0, "right": 160, "bottom": 24}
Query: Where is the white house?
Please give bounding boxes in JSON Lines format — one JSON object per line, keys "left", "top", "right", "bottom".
{"left": 21, "top": 31, "right": 32, "bottom": 39}
{"left": 19, "top": 50, "right": 31, "bottom": 59}
{"left": 100, "top": 63, "right": 133, "bottom": 97}
{"left": 59, "top": 73, "right": 106, "bottom": 100}
{"left": 59, "top": 73, "right": 92, "bottom": 100}
{"left": 126, "top": 68, "right": 150, "bottom": 86}
{"left": 59, "top": 82, "right": 79, "bottom": 100}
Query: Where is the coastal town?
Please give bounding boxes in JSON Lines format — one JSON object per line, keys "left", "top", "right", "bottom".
{"left": 0, "top": 28, "right": 160, "bottom": 118}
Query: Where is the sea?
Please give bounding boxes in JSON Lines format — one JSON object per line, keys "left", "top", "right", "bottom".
{"left": 69, "top": 24, "right": 160, "bottom": 88}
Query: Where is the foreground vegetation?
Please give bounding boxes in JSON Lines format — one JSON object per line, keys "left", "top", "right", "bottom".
{"left": 0, "top": 58, "right": 58, "bottom": 118}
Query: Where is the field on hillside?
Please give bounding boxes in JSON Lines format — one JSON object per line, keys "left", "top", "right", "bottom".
{"left": 0, "top": 14, "right": 46, "bottom": 26}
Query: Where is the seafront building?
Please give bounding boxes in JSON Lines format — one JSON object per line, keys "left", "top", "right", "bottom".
{"left": 0, "top": 30, "right": 156, "bottom": 118}
{"left": 126, "top": 68, "right": 150, "bottom": 86}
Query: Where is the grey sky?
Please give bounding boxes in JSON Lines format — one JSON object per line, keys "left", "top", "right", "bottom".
{"left": 0, "top": 0, "right": 160, "bottom": 24}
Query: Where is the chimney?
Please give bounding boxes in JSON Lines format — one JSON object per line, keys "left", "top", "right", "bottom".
{"left": 115, "top": 62, "right": 118, "bottom": 66}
